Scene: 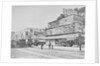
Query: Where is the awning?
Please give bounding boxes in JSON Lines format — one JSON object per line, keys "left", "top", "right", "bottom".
{"left": 38, "top": 33, "right": 79, "bottom": 40}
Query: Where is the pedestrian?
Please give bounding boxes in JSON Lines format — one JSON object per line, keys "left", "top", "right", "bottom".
{"left": 41, "top": 44, "right": 44, "bottom": 50}
{"left": 49, "top": 41, "right": 51, "bottom": 49}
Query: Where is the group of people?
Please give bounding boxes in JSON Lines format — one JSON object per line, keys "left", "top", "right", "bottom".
{"left": 40, "top": 41, "right": 54, "bottom": 50}
{"left": 25, "top": 39, "right": 54, "bottom": 50}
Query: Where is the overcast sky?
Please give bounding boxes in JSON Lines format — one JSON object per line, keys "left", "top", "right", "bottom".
{"left": 12, "top": 5, "right": 84, "bottom": 32}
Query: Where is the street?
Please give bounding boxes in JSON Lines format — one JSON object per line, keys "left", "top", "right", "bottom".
{"left": 11, "top": 46, "right": 84, "bottom": 59}
{"left": 11, "top": 6, "right": 85, "bottom": 59}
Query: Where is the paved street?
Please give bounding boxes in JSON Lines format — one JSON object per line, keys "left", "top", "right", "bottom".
{"left": 11, "top": 46, "right": 84, "bottom": 59}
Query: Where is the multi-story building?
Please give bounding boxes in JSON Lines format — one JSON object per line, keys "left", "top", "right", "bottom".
{"left": 11, "top": 32, "right": 17, "bottom": 40}
{"left": 45, "top": 7, "right": 85, "bottom": 46}
{"left": 63, "top": 8, "right": 78, "bottom": 16}
{"left": 16, "top": 28, "right": 45, "bottom": 41}
{"left": 46, "top": 15, "right": 84, "bottom": 35}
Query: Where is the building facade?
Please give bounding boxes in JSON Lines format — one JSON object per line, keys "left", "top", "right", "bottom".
{"left": 45, "top": 7, "right": 85, "bottom": 46}
{"left": 16, "top": 28, "right": 45, "bottom": 41}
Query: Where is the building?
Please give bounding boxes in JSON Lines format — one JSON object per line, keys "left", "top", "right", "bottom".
{"left": 45, "top": 7, "right": 85, "bottom": 46}
{"left": 46, "top": 15, "right": 84, "bottom": 36}
{"left": 16, "top": 28, "right": 45, "bottom": 41}
{"left": 11, "top": 32, "right": 17, "bottom": 40}
{"left": 63, "top": 8, "right": 78, "bottom": 16}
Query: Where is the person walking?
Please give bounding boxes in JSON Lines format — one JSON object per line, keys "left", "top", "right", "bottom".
{"left": 41, "top": 44, "right": 44, "bottom": 50}
{"left": 49, "top": 41, "right": 51, "bottom": 49}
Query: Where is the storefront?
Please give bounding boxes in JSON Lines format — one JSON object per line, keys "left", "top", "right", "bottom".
{"left": 45, "top": 33, "right": 80, "bottom": 46}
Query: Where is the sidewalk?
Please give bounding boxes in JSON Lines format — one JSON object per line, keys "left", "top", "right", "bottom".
{"left": 36, "top": 45, "right": 84, "bottom": 52}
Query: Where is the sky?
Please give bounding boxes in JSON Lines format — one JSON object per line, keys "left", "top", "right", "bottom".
{"left": 12, "top": 5, "right": 84, "bottom": 32}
